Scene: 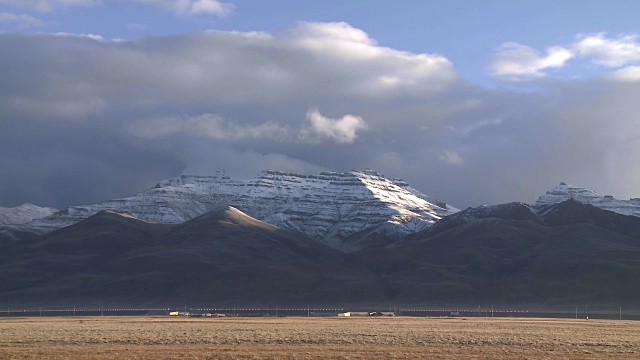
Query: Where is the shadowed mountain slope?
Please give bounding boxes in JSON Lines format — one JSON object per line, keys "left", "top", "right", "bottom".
{"left": 384, "top": 200, "right": 640, "bottom": 307}
{"left": 0, "top": 211, "right": 168, "bottom": 304}
{"left": 0, "top": 208, "right": 380, "bottom": 307}
{"left": 1, "top": 200, "right": 639, "bottom": 309}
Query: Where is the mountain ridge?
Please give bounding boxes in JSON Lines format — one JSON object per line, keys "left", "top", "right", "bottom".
{"left": 1, "top": 180, "right": 640, "bottom": 307}
{"left": 30, "top": 169, "right": 459, "bottom": 244}
{"left": 9, "top": 178, "right": 640, "bottom": 239}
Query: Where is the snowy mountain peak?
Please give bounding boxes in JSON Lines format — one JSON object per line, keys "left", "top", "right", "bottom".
{"left": 32, "top": 169, "right": 458, "bottom": 242}
{"left": 536, "top": 182, "right": 601, "bottom": 206}
{"left": 535, "top": 182, "right": 640, "bottom": 217}
{"left": 0, "top": 203, "right": 58, "bottom": 225}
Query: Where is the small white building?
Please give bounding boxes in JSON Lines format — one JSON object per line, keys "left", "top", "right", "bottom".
{"left": 169, "top": 311, "right": 190, "bottom": 316}
{"left": 338, "top": 312, "right": 351, "bottom": 317}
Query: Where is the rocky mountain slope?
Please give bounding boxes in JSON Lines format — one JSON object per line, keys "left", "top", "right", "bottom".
{"left": 32, "top": 169, "right": 458, "bottom": 243}
{"left": 0, "top": 204, "right": 57, "bottom": 226}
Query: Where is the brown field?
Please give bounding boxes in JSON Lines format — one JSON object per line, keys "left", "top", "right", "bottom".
{"left": 0, "top": 316, "right": 638, "bottom": 359}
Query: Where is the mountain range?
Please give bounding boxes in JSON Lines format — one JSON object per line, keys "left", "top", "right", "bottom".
{"left": 29, "top": 169, "right": 458, "bottom": 245}
{"left": 0, "top": 170, "right": 639, "bottom": 309}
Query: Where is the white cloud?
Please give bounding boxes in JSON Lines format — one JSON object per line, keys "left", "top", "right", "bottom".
{"left": 0, "top": 23, "right": 455, "bottom": 130}
{"left": 0, "top": 0, "right": 98, "bottom": 12}
{"left": 438, "top": 150, "right": 464, "bottom": 166}
{"left": 50, "top": 32, "right": 105, "bottom": 41}
{"left": 492, "top": 33, "right": 640, "bottom": 81}
{"left": 292, "top": 22, "right": 456, "bottom": 95}
{"left": 189, "top": 0, "right": 231, "bottom": 15}
{"left": 131, "top": 109, "right": 368, "bottom": 145}
{"left": 606, "top": 66, "right": 640, "bottom": 82}
{"left": 293, "top": 21, "right": 378, "bottom": 54}
{"left": 491, "top": 42, "right": 573, "bottom": 80}
{"left": 303, "top": 109, "right": 367, "bottom": 144}
{"left": 0, "top": 12, "right": 41, "bottom": 28}
{"left": 134, "top": 0, "right": 234, "bottom": 16}
{"left": 573, "top": 33, "right": 640, "bottom": 67}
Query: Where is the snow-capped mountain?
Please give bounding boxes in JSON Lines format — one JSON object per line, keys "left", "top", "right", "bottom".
{"left": 0, "top": 203, "right": 58, "bottom": 226}
{"left": 535, "top": 182, "right": 640, "bottom": 217}
{"left": 32, "top": 169, "right": 458, "bottom": 241}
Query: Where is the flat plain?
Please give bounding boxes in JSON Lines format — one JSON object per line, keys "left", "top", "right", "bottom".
{"left": 0, "top": 316, "right": 638, "bottom": 359}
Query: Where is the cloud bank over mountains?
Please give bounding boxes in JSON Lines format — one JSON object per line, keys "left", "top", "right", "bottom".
{"left": 1, "top": 22, "right": 639, "bottom": 209}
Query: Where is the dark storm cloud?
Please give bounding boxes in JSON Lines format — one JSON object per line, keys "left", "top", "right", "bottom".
{"left": 0, "top": 107, "right": 184, "bottom": 207}
{"left": 1, "top": 23, "right": 639, "bottom": 209}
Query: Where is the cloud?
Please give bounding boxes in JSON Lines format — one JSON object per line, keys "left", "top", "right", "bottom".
{"left": 2, "top": 24, "right": 640, "bottom": 212}
{"left": 492, "top": 33, "right": 640, "bottom": 80}
{"left": 49, "top": 31, "right": 105, "bottom": 41}
{"left": 491, "top": 42, "right": 573, "bottom": 80}
{"left": 291, "top": 22, "right": 456, "bottom": 95}
{"left": 606, "top": 66, "right": 640, "bottom": 82}
{"left": 303, "top": 109, "right": 367, "bottom": 144}
{"left": 0, "top": 12, "right": 41, "bottom": 28}
{"left": 438, "top": 150, "right": 464, "bottom": 166}
{"left": 573, "top": 33, "right": 640, "bottom": 67}
{"left": 0, "top": 24, "right": 457, "bottom": 208}
{"left": 134, "top": 0, "right": 234, "bottom": 16}
{"left": 129, "top": 114, "right": 291, "bottom": 141}
{"left": 130, "top": 109, "right": 367, "bottom": 145}
{"left": 0, "top": 0, "right": 98, "bottom": 12}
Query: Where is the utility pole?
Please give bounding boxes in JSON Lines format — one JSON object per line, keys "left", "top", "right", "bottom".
{"left": 73, "top": 305, "right": 76, "bottom": 316}
{"left": 307, "top": 305, "right": 310, "bottom": 317}
{"left": 585, "top": 303, "right": 588, "bottom": 320}
{"left": 575, "top": 306, "right": 577, "bottom": 319}
{"left": 620, "top": 306, "right": 622, "bottom": 321}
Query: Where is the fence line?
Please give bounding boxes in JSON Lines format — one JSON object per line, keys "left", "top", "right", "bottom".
{"left": 1, "top": 306, "right": 638, "bottom": 320}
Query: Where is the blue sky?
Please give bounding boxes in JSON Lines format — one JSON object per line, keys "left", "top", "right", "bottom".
{"left": 1, "top": 0, "right": 640, "bottom": 208}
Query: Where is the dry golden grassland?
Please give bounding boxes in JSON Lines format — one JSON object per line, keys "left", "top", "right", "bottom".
{"left": 0, "top": 316, "right": 638, "bottom": 359}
